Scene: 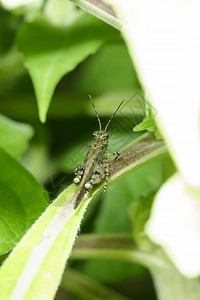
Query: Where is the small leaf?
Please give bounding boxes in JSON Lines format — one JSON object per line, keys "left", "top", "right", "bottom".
{"left": 0, "top": 114, "right": 34, "bottom": 158}
{"left": 133, "top": 119, "right": 155, "bottom": 132}
{"left": 17, "top": 15, "right": 119, "bottom": 122}
{"left": 134, "top": 118, "right": 162, "bottom": 140}
{"left": 0, "top": 148, "right": 48, "bottom": 255}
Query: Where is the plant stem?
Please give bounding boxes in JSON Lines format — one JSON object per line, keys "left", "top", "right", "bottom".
{"left": 71, "top": 234, "right": 165, "bottom": 269}
{"left": 69, "top": 0, "right": 122, "bottom": 30}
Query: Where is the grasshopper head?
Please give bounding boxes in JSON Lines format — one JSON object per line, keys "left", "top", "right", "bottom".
{"left": 93, "top": 130, "right": 109, "bottom": 141}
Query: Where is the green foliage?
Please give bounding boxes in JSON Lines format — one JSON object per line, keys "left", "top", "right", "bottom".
{"left": 0, "top": 148, "right": 48, "bottom": 255}
{"left": 95, "top": 160, "right": 162, "bottom": 234}
{"left": 134, "top": 119, "right": 155, "bottom": 131}
{"left": 0, "top": 1, "right": 174, "bottom": 300}
{"left": 0, "top": 133, "right": 167, "bottom": 300}
{"left": 0, "top": 7, "right": 16, "bottom": 55}
{"left": 0, "top": 114, "right": 33, "bottom": 158}
{"left": 129, "top": 193, "right": 155, "bottom": 251}
{"left": 17, "top": 15, "right": 120, "bottom": 122}
{"left": 84, "top": 160, "right": 163, "bottom": 282}
{"left": 62, "top": 267, "right": 130, "bottom": 300}
{"left": 70, "top": 42, "right": 140, "bottom": 94}
{"left": 133, "top": 98, "right": 162, "bottom": 139}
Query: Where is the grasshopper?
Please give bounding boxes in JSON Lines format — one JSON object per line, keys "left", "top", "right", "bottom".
{"left": 73, "top": 95, "right": 124, "bottom": 209}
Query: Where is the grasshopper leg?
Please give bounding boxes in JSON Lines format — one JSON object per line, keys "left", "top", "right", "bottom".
{"left": 108, "top": 151, "right": 121, "bottom": 161}
{"left": 104, "top": 156, "right": 109, "bottom": 193}
{"left": 84, "top": 165, "right": 106, "bottom": 191}
{"left": 103, "top": 151, "right": 120, "bottom": 192}
{"left": 73, "top": 164, "right": 85, "bottom": 184}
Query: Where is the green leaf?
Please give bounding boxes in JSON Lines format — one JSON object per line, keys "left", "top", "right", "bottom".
{"left": 0, "top": 114, "right": 34, "bottom": 158}
{"left": 134, "top": 117, "right": 162, "bottom": 140}
{"left": 17, "top": 15, "right": 119, "bottom": 122}
{"left": 0, "top": 148, "right": 48, "bottom": 255}
{"left": 69, "top": 42, "right": 140, "bottom": 94}
{"left": 133, "top": 119, "right": 155, "bottom": 132}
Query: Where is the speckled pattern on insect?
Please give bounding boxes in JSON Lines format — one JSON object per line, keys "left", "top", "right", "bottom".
{"left": 73, "top": 95, "right": 124, "bottom": 209}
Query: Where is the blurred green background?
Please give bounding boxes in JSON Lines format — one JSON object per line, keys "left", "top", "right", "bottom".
{"left": 0, "top": 2, "right": 163, "bottom": 299}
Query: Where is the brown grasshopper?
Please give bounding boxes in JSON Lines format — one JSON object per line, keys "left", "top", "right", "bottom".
{"left": 73, "top": 95, "right": 124, "bottom": 209}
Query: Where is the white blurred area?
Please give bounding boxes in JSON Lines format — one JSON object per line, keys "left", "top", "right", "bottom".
{"left": 146, "top": 174, "right": 200, "bottom": 277}
{"left": 110, "top": 0, "right": 200, "bottom": 277}
{"left": 111, "top": 0, "right": 200, "bottom": 188}
{"left": 1, "top": 0, "right": 42, "bottom": 9}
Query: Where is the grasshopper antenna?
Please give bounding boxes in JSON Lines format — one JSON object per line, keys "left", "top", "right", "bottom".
{"left": 104, "top": 99, "right": 125, "bottom": 131}
{"left": 89, "top": 95, "right": 102, "bottom": 130}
